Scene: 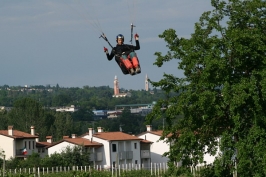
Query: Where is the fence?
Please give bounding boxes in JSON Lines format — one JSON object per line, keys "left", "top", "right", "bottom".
{"left": 1, "top": 162, "right": 228, "bottom": 177}
{"left": 0, "top": 162, "right": 169, "bottom": 177}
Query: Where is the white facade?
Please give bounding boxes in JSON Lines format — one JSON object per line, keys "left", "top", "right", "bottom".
{"left": 0, "top": 126, "right": 39, "bottom": 160}
{"left": 56, "top": 105, "right": 78, "bottom": 112}
{"left": 48, "top": 141, "right": 75, "bottom": 156}
{"left": 81, "top": 128, "right": 145, "bottom": 169}
{"left": 138, "top": 125, "right": 219, "bottom": 166}
{"left": 0, "top": 135, "right": 15, "bottom": 160}
{"left": 137, "top": 126, "right": 169, "bottom": 164}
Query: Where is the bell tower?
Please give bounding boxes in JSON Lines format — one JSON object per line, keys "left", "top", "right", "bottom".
{"left": 145, "top": 74, "right": 149, "bottom": 91}
{"left": 114, "top": 75, "right": 119, "bottom": 95}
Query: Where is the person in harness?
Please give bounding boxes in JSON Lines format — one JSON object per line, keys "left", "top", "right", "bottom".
{"left": 103, "top": 33, "right": 141, "bottom": 75}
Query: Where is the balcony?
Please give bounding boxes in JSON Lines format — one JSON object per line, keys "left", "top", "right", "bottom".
{"left": 119, "top": 151, "right": 126, "bottom": 160}
{"left": 90, "top": 152, "right": 103, "bottom": 161}
{"left": 15, "top": 149, "right": 27, "bottom": 156}
{"left": 140, "top": 150, "right": 150, "bottom": 158}
{"left": 118, "top": 151, "right": 133, "bottom": 160}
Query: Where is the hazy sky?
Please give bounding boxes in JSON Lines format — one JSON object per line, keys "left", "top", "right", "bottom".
{"left": 0, "top": 1, "right": 213, "bottom": 90}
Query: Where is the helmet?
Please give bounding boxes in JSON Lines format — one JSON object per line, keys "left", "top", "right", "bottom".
{"left": 116, "top": 34, "right": 124, "bottom": 42}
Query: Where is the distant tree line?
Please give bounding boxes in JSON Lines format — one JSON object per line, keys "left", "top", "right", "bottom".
{"left": 0, "top": 84, "right": 165, "bottom": 109}
{"left": 0, "top": 85, "right": 167, "bottom": 141}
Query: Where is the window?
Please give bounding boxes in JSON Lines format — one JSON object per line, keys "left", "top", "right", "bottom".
{"left": 135, "top": 160, "right": 138, "bottom": 164}
{"left": 32, "top": 141, "right": 35, "bottom": 149}
{"left": 112, "top": 144, "right": 117, "bottom": 152}
{"left": 29, "top": 141, "right": 31, "bottom": 150}
{"left": 38, "top": 148, "right": 41, "bottom": 153}
{"left": 42, "top": 148, "right": 45, "bottom": 153}
{"left": 134, "top": 143, "right": 137, "bottom": 149}
{"left": 24, "top": 141, "right": 27, "bottom": 149}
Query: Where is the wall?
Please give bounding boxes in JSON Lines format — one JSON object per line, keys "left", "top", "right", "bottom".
{"left": 0, "top": 135, "right": 14, "bottom": 160}
{"left": 48, "top": 142, "right": 75, "bottom": 156}
{"left": 138, "top": 133, "right": 169, "bottom": 164}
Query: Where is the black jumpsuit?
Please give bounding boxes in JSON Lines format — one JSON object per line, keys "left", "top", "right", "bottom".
{"left": 106, "top": 40, "right": 140, "bottom": 74}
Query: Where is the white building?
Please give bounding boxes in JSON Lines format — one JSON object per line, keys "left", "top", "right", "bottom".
{"left": 138, "top": 125, "right": 219, "bottom": 166}
{"left": 46, "top": 134, "right": 103, "bottom": 164}
{"left": 137, "top": 125, "right": 170, "bottom": 164}
{"left": 55, "top": 105, "right": 78, "bottom": 112}
{"left": 36, "top": 136, "right": 53, "bottom": 158}
{"left": 0, "top": 126, "right": 39, "bottom": 160}
{"left": 80, "top": 127, "right": 152, "bottom": 169}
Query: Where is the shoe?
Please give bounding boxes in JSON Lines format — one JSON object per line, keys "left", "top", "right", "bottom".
{"left": 135, "top": 67, "right": 141, "bottom": 74}
{"left": 129, "top": 68, "right": 135, "bottom": 75}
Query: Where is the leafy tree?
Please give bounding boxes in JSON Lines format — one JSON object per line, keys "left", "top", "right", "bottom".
{"left": 148, "top": 0, "right": 266, "bottom": 176}
{"left": 51, "top": 112, "right": 74, "bottom": 141}
{"left": 7, "top": 98, "right": 47, "bottom": 133}
{"left": 41, "top": 146, "right": 91, "bottom": 167}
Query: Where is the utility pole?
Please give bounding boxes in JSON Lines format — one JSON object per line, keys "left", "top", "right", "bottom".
{"left": 1, "top": 151, "right": 5, "bottom": 177}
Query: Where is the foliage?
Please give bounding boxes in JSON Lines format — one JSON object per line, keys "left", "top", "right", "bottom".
{"left": 6, "top": 146, "right": 91, "bottom": 169}
{"left": 0, "top": 169, "right": 167, "bottom": 177}
{"left": 0, "top": 85, "right": 165, "bottom": 110}
{"left": 148, "top": 0, "right": 266, "bottom": 176}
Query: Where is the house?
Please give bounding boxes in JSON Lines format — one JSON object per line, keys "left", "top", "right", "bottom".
{"left": 55, "top": 105, "right": 78, "bottom": 112}
{"left": 0, "top": 126, "right": 39, "bottom": 160}
{"left": 80, "top": 127, "right": 152, "bottom": 169}
{"left": 35, "top": 136, "right": 53, "bottom": 158}
{"left": 137, "top": 125, "right": 170, "bottom": 164}
{"left": 138, "top": 125, "right": 219, "bottom": 166}
{"left": 46, "top": 134, "right": 103, "bottom": 165}
{"left": 92, "top": 110, "right": 108, "bottom": 120}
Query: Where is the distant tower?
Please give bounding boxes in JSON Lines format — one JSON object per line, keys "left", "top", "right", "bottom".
{"left": 145, "top": 74, "right": 149, "bottom": 91}
{"left": 114, "top": 75, "right": 119, "bottom": 95}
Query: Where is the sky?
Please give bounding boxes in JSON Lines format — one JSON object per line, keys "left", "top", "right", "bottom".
{"left": 0, "top": 1, "right": 213, "bottom": 90}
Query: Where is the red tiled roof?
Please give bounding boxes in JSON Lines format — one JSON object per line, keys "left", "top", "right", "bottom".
{"left": 46, "top": 138, "right": 103, "bottom": 148}
{"left": 140, "top": 139, "right": 153, "bottom": 144}
{"left": 149, "top": 130, "right": 163, "bottom": 136}
{"left": 0, "top": 130, "right": 38, "bottom": 139}
{"left": 36, "top": 142, "right": 51, "bottom": 147}
{"left": 93, "top": 131, "right": 143, "bottom": 141}
{"left": 137, "top": 130, "right": 163, "bottom": 137}
{"left": 137, "top": 130, "right": 172, "bottom": 138}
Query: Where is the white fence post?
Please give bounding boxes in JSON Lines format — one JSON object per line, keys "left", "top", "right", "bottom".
{"left": 37, "top": 167, "right": 40, "bottom": 177}
{"left": 118, "top": 164, "right": 121, "bottom": 176}
{"left": 151, "top": 162, "right": 152, "bottom": 175}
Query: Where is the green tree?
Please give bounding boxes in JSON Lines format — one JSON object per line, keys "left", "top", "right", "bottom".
{"left": 41, "top": 146, "right": 91, "bottom": 167}
{"left": 148, "top": 0, "right": 266, "bottom": 176}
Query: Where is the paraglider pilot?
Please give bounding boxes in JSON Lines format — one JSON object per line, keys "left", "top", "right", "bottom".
{"left": 104, "top": 33, "right": 141, "bottom": 75}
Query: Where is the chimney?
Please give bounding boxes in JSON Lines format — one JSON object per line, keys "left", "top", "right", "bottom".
{"left": 63, "top": 136, "right": 69, "bottom": 139}
{"left": 30, "top": 126, "right": 35, "bottom": 135}
{"left": 71, "top": 134, "right": 76, "bottom": 138}
{"left": 35, "top": 137, "right": 39, "bottom": 142}
{"left": 46, "top": 136, "right": 53, "bottom": 143}
{"left": 146, "top": 125, "right": 152, "bottom": 132}
{"left": 88, "top": 128, "right": 94, "bottom": 136}
{"left": 8, "top": 126, "right": 13, "bottom": 136}
{"left": 97, "top": 127, "right": 103, "bottom": 133}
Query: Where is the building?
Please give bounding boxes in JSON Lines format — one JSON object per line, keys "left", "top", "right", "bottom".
{"left": 0, "top": 126, "right": 39, "bottom": 160}
{"left": 80, "top": 127, "right": 152, "bottom": 169}
{"left": 112, "top": 76, "right": 131, "bottom": 98}
{"left": 137, "top": 125, "right": 219, "bottom": 166}
{"left": 115, "top": 102, "right": 156, "bottom": 116}
{"left": 46, "top": 134, "right": 103, "bottom": 164}
{"left": 36, "top": 136, "right": 53, "bottom": 158}
{"left": 55, "top": 105, "right": 78, "bottom": 112}
{"left": 0, "top": 106, "right": 12, "bottom": 112}
{"left": 92, "top": 110, "right": 108, "bottom": 120}
{"left": 137, "top": 125, "right": 170, "bottom": 164}
{"left": 145, "top": 74, "right": 149, "bottom": 91}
